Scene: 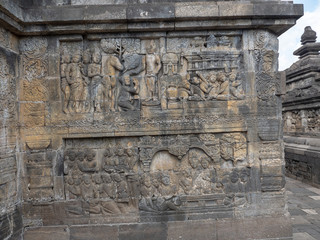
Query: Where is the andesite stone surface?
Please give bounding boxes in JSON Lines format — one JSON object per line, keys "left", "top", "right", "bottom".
{"left": 0, "top": 1, "right": 303, "bottom": 239}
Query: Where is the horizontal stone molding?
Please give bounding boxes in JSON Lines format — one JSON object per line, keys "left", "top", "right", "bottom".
{"left": 0, "top": 1, "right": 303, "bottom": 35}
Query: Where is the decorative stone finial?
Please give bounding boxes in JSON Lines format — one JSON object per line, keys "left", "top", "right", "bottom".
{"left": 301, "top": 26, "right": 317, "bottom": 45}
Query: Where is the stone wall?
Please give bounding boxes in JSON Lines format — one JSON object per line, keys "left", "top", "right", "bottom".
{"left": 0, "top": 26, "right": 23, "bottom": 240}
{"left": 0, "top": 1, "right": 303, "bottom": 240}
{"left": 283, "top": 27, "right": 320, "bottom": 187}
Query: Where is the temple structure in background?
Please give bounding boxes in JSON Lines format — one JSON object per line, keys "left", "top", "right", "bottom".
{"left": 283, "top": 26, "right": 320, "bottom": 187}
{"left": 0, "top": 1, "right": 302, "bottom": 239}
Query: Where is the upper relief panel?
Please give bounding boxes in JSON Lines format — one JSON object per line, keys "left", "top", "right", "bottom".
{"left": 59, "top": 32, "right": 244, "bottom": 115}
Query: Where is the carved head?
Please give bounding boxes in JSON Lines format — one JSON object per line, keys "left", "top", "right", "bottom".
{"left": 240, "top": 168, "right": 250, "bottom": 183}
{"left": 73, "top": 175, "right": 81, "bottom": 185}
{"left": 77, "top": 152, "right": 85, "bottom": 162}
{"left": 230, "top": 170, "right": 239, "bottom": 184}
{"left": 104, "top": 148, "right": 113, "bottom": 158}
{"left": 100, "top": 39, "right": 120, "bottom": 54}
{"left": 161, "top": 174, "right": 171, "bottom": 186}
{"left": 61, "top": 51, "right": 71, "bottom": 64}
{"left": 146, "top": 40, "right": 157, "bottom": 54}
{"left": 66, "top": 176, "right": 74, "bottom": 185}
{"left": 216, "top": 72, "right": 226, "bottom": 83}
{"left": 123, "top": 75, "right": 131, "bottom": 86}
{"left": 86, "top": 151, "right": 96, "bottom": 162}
{"left": 72, "top": 52, "right": 81, "bottom": 63}
{"left": 66, "top": 150, "right": 76, "bottom": 161}
{"left": 229, "top": 71, "right": 237, "bottom": 82}
{"left": 83, "top": 174, "right": 91, "bottom": 185}
{"left": 83, "top": 49, "right": 91, "bottom": 64}
{"left": 200, "top": 157, "right": 209, "bottom": 169}
{"left": 142, "top": 175, "right": 152, "bottom": 188}
{"left": 112, "top": 173, "right": 122, "bottom": 182}
{"left": 209, "top": 73, "right": 217, "bottom": 83}
{"left": 92, "top": 49, "right": 101, "bottom": 64}
{"left": 126, "top": 148, "right": 134, "bottom": 157}
{"left": 189, "top": 154, "right": 198, "bottom": 169}
{"left": 117, "top": 148, "right": 125, "bottom": 156}
{"left": 102, "top": 173, "right": 112, "bottom": 183}
{"left": 93, "top": 174, "right": 102, "bottom": 184}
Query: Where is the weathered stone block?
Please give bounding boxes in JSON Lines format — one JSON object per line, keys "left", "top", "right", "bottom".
{"left": 24, "top": 226, "right": 70, "bottom": 240}
{"left": 167, "top": 220, "right": 217, "bottom": 240}
{"left": 70, "top": 225, "right": 118, "bottom": 240}
{"left": 119, "top": 223, "right": 167, "bottom": 240}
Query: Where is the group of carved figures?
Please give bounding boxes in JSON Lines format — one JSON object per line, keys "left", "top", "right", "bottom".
{"left": 283, "top": 109, "right": 320, "bottom": 132}
{"left": 63, "top": 133, "right": 248, "bottom": 214}
{"left": 60, "top": 38, "right": 245, "bottom": 113}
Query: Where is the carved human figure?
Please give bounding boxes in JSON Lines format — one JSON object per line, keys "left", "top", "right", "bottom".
{"left": 189, "top": 72, "right": 208, "bottom": 100}
{"left": 158, "top": 173, "right": 177, "bottom": 196}
{"left": 205, "top": 73, "right": 220, "bottom": 100}
{"left": 60, "top": 52, "right": 71, "bottom": 113}
{"left": 101, "top": 42, "right": 124, "bottom": 111}
{"left": 160, "top": 53, "right": 181, "bottom": 109}
{"left": 66, "top": 52, "right": 86, "bottom": 113}
{"left": 145, "top": 40, "right": 161, "bottom": 101}
{"left": 140, "top": 174, "right": 155, "bottom": 198}
{"left": 194, "top": 170, "right": 212, "bottom": 195}
{"left": 100, "top": 174, "right": 121, "bottom": 214}
{"left": 88, "top": 49, "right": 104, "bottom": 112}
{"left": 78, "top": 151, "right": 98, "bottom": 172}
{"left": 229, "top": 71, "right": 245, "bottom": 100}
{"left": 112, "top": 173, "right": 129, "bottom": 201}
{"left": 64, "top": 150, "right": 77, "bottom": 175}
{"left": 220, "top": 133, "right": 247, "bottom": 166}
{"left": 188, "top": 153, "right": 199, "bottom": 170}
{"left": 215, "top": 72, "right": 229, "bottom": 100}
{"left": 100, "top": 173, "right": 116, "bottom": 200}
{"left": 81, "top": 49, "right": 91, "bottom": 112}
{"left": 118, "top": 75, "right": 140, "bottom": 111}
{"left": 179, "top": 169, "right": 193, "bottom": 195}
{"left": 81, "top": 174, "right": 94, "bottom": 201}
{"left": 65, "top": 175, "right": 81, "bottom": 199}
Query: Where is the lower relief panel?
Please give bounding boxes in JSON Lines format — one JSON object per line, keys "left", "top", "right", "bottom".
{"left": 53, "top": 132, "right": 261, "bottom": 225}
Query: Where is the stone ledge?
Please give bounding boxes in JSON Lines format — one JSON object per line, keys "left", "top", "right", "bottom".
{"left": 23, "top": 217, "right": 293, "bottom": 240}
{"left": 0, "top": 1, "right": 303, "bottom": 35}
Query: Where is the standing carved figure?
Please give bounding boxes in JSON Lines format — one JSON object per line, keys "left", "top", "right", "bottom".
{"left": 81, "top": 50, "right": 91, "bottom": 112}
{"left": 66, "top": 52, "right": 86, "bottom": 113}
{"left": 88, "top": 49, "right": 103, "bottom": 112}
{"left": 101, "top": 40, "right": 124, "bottom": 111}
{"left": 60, "top": 51, "right": 71, "bottom": 113}
{"left": 145, "top": 40, "right": 161, "bottom": 101}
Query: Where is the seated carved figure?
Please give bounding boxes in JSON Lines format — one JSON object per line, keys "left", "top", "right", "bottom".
{"left": 229, "top": 71, "right": 245, "bottom": 100}
{"left": 188, "top": 72, "right": 208, "bottom": 100}
{"left": 118, "top": 75, "right": 140, "bottom": 111}
{"left": 215, "top": 72, "right": 229, "bottom": 100}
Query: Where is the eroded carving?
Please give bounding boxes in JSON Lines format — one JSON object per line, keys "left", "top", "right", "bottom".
{"left": 60, "top": 34, "right": 245, "bottom": 114}
{"left": 63, "top": 133, "right": 249, "bottom": 215}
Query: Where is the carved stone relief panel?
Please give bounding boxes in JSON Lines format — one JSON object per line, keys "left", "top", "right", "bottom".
{"left": 59, "top": 32, "right": 245, "bottom": 114}
{"left": 19, "top": 37, "right": 49, "bottom": 129}
{"left": 63, "top": 132, "right": 249, "bottom": 217}
{"left": 0, "top": 48, "right": 18, "bottom": 209}
{"left": 282, "top": 109, "right": 317, "bottom": 133}
{"left": 254, "top": 31, "right": 279, "bottom": 101}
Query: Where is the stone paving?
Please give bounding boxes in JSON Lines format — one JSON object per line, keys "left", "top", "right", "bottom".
{"left": 287, "top": 177, "right": 320, "bottom": 240}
